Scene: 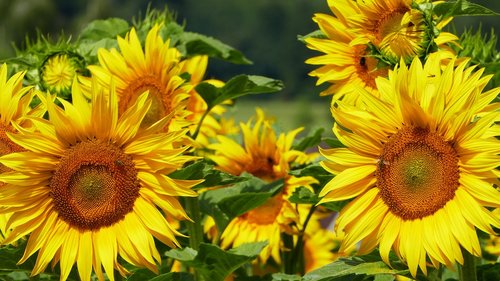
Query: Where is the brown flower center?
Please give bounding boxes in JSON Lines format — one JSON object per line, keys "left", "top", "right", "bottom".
{"left": 50, "top": 139, "right": 140, "bottom": 230}
{"left": 245, "top": 156, "right": 277, "bottom": 181}
{"left": 120, "top": 76, "right": 170, "bottom": 128}
{"left": 354, "top": 46, "right": 389, "bottom": 90}
{"left": 377, "top": 126, "right": 459, "bottom": 220}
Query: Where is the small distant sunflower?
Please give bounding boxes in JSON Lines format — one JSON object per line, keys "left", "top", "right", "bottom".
{"left": 41, "top": 53, "right": 81, "bottom": 96}
{"left": 209, "top": 109, "right": 318, "bottom": 263}
{"left": 320, "top": 57, "right": 500, "bottom": 276}
{"left": 0, "top": 79, "right": 201, "bottom": 281}
{"left": 85, "top": 24, "right": 193, "bottom": 131}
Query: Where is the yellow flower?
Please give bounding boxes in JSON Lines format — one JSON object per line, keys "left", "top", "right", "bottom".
{"left": 0, "top": 63, "right": 43, "bottom": 243}
{"left": 350, "top": 0, "right": 457, "bottom": 62}
{"left": 0, "top": 79, "right": 201, "bottom": 281}
{"left": 84, "top": 24, "right": 194, "bottom": 131}
{"left": 41, "top": 54, "right": 78, "bottom": 95}
{"left": 208, "top": 109, "right": 318, "bottom": 263}
{"left": 320, "top": 57, "right": 500, "bottom": 277}
{"left": 305, "top": 0, "right": 388, "bottom": 101}
{"left": 306, "top": 0, "right": 457, "bottom": 101}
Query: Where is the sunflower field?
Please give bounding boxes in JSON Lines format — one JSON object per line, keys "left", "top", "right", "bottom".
{"left": 0, "top": 0, "right": 499, "bottom": 281}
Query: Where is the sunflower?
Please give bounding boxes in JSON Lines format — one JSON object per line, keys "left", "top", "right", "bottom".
{"left": 350, "top": 0, "right": 458, "bottom": 62}
{"left": 0, "top": 79, "right": 201, "bottom": 281}
{"left": 305, "top": 0, "right": 457, "bottom": 101}
{"left": 208, "top": 109, "right": 318, "bottom": 263}
{"left": 0, "top": 64, "right": 43, "bottom": 243}
{"left": 41, "top": 53, "right": 80, "bottom": 96}
{"left": 305, "top": 0, "right": 388, "bottom": 101}
{"left": 319, "top": 57, "right": 500, "bottom": 276}
{"left": 84, "top": 24, "right": 194, "bottom": 131}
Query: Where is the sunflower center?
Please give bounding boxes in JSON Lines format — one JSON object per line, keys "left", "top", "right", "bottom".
{"left": 354, "top": 46, "right": 389, "bottom": 90}
{"left": 245, "top": 157, "right": 276, "bottom": 181}
{"left": 121, "top": 76, "right": 170, "bottom": 128}
{"left": 0, "top": 123, "right": 24, "bottom": 175}
{"left": 244, "top": 195, "right": 283, "bottom": 225}
{"left": 377, "top": 126, "right": 459, "bottom": 220}
{"left": 50, "top": 139, "right": 140, "bottom": 230}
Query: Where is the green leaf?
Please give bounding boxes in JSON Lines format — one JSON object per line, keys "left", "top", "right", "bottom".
{"left": 272, "top": 273, "right": 303, "bottom": 281}
{"left": 199, "top": 176, "right": 284, "bottom": 233}
{"left": 179, "top": 32, "right": 252, "bottom": 64}
{"left": 289, "top": 164, "right": 333, "bottom": 190}
{"left": 196, "top": 75, "right": 283, "bottom": 110}
{"left": 148, "top": 272, "right": 195, "bottom": 281}
{"left": 433, "top": 0, "right": 499, "bottom": 18}
{"left": 167, "top": 243, "right": 267, "bottom": 281}
{"left": 79, "top": 18, "right": 130, "bottom": 41}
{"left": 126, "top": 268, "right": 158, "bottom": 281}
{"left": 292, "top": 128, "right": 324, "bottom": 152}
{"left": 322, "top": 137, "right": 345, "bottom": 149}
{"left": 302, "top": 255, "right": 408, "bottom": 281}
{"left": 165, "top": 247, "right": 198, "bottom": 262}
{"left": 297, "top": 30, "right": 328, "bottom": 43}
{"left": 288, "top": 186, "right": 318, "bottom": 205}
{"left": 169, "top": 160, "right": 247, "bottom": 189}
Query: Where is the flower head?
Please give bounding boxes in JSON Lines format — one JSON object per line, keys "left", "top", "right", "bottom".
{"left": 320, "top": 57, "right": 500, "bottom": 276}
{"left": 0, "top": 78, "right": 201, "bottom": 281}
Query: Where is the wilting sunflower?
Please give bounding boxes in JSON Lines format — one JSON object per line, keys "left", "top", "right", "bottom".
{"left": 84, "top": 24, "right": 194, "bottom": 131}
{"left": 320, "top": 57, "right": 500, "bottom": 276}
{"left": 305, "top": 0, "right": 388, "bottom": 100}
{"left": 41, "top": 53, "right": 80, "bottom": 96}
{"left": 0, "top": 64, "right": 43, "bottom": 243}
{"left": 209, "top": 109, "right": 318, "bottom": 263}
{"left": 0, "top": 79, "right": 201, "bottom": 281}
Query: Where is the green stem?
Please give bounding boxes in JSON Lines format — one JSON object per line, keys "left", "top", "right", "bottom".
{"left": 185, "top": 197, "right": 203, "bottom": 281}
{"left": 459, "top": 250, "right": 477, "bottom": 281}
{"left": 190, "top": 110, "right": 210, "bottom": 141}
{"left": 291, "top": 205, "right": 316, "bottom": 275}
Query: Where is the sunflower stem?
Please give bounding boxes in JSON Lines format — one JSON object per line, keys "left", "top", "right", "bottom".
{"left": 190, "top": 110, "right": 210, "bottom": 140}
{"left": 459, "top": 250, "right": 477, "bottom": 281}
{"left": 185, "top": 196, "right": 204, "bottom": 281}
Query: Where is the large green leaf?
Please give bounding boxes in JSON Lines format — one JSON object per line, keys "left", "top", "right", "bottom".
{"left": 199, "top": 176, "right": 284, "bottom": 233}
{"left": 292, "top": 128, "right": 324, "bottom": 152}
{"left": 169, "top": 160, "right": 247, "bottom": 189}
{"left": 433, "top": 0, "right": 499, "bottom": 18}
{"left": 178, "top": 32, "right": 251, "bottom": 64}
{"left": 195, "top": 75, "right": 283, "bottom": 110}
{"left": 302, "top": 255, "right": 408, "bottom": 281}
{"left": 272, "top": 273, "right": 302, "bottom": 281}
{"left": 148, "top": 272, "right": 195, "bottom": 281}
{"left": 166, "top": 242, "right": 267, "bottom": 281}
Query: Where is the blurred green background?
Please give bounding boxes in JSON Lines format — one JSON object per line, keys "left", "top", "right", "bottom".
{"left": 0, "top": 0, "right": 498, "bottom": 134}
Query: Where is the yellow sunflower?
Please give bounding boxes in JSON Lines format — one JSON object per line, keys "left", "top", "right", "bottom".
{"left": 84, "top": 24, "right": 194, "bottom": 131}
{"left": 319, "top": 57, "right": 500, "bottom": 277}
{"left": 350, "top": 0, "right": 458, "bottom": 62}
{"left": 0, "top": 79, "right": 201, "bottom": 281}
{"left": 41, "top": 54, "right": 79, "bottom": 95}
{"left": 0, "top": 63, "right": 44, "bottom": 243}
{"left": 208, "top": 109, "right": 318, "bottom": 263}
{"left": 305, "top": 0, "right": 457, "bottom": 101}
{"left": 305, "top": 0, "right": 388, "bottom": 101}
